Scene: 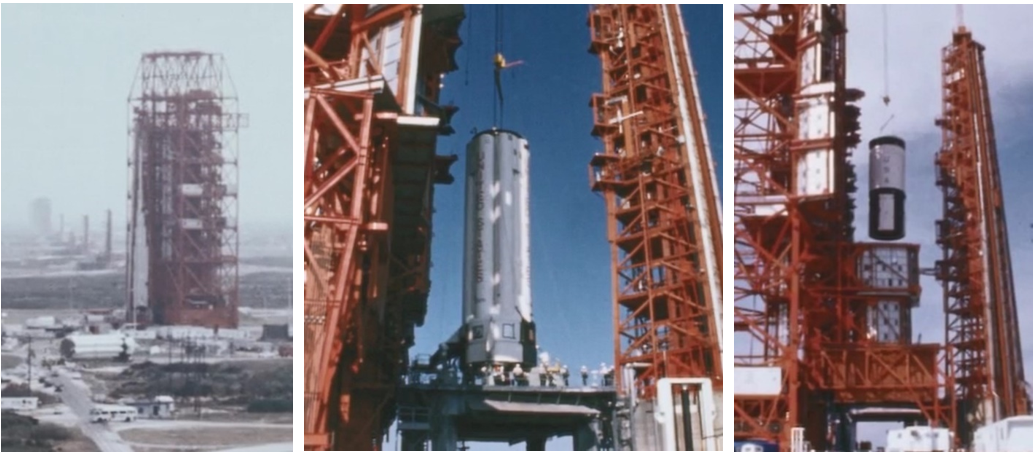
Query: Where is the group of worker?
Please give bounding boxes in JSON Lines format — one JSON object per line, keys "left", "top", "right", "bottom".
{"left": 476, "top": 362, "right": 617, "bottom": 388}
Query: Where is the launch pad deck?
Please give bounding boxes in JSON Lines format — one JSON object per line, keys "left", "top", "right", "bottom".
{"left": 396, "top": 384, "right": 618, "bottom": 450}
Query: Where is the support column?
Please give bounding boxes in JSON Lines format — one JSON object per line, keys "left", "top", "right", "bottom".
{"left": 527, "top": 437, "right": 547, "bottom": 451}
{"left": 431, "top": 417, "right": 457, "bottom": 451}
{"left": 401, "top": 430, "right": 428, "bottom": 451}
{"left": 574, "top": 421, "right": 599, "bottom": 451}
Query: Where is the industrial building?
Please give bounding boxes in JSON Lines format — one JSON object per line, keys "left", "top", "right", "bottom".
{"left": 733, "top": 4, "right": 1031, "bottom": 452}
{"left": 303, "top": 4, "right": 722, "bottom": 451}
{"left": 125, "top": 396, "right": 176, "bottom": 419}
{"left": 126, "top": 52, "right": 246, "bottom": 329}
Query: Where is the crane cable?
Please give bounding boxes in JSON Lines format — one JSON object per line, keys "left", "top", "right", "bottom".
{"left": 493, "top": 5, "right": 505, "bottom": 127}
{"left": 882, "top": 4, "right": 890, "bottom": 107}
{"left": 879, "top": 5, "right": 895, "bottom": 133}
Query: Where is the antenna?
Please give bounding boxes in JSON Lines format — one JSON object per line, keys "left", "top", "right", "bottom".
{"left": 956, "top": 4, "right": 965, "bottom": 30}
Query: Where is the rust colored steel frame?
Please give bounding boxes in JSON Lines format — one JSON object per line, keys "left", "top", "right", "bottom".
{"left": 735, "top": 6, "right": 953, "bottom": 450}
{"left": 588, "top": 4, "right": 723, "bottom": 401}
{"left": 303, "top": 5, "right": 461, "bottom": 451}
{"left": 936, "top": 27, "right": 1031, "bottom": 444}
{"left": 127, "top": 52, "right": 243, "bottom": 330}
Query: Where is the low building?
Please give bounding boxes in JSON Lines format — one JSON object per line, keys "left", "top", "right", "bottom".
{"left": 260, "top": 324, "right": 290, "bottom": 341}
{"left": 1, "top": 397, "right": 39, "bottom": 411}
{"left": 125, "top": 395, "right": 175, "bottom": 419}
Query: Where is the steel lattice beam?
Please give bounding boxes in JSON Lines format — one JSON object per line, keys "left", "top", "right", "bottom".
{"left": 303, "top": 4, "right": 462, "bottom": 450}
{"left": 936, "top": 26, "right": 1031, "bottom": 445}
{"left": 588, "top": 4, "right": 723, "bottom": 401}
{"left": 127, "top": 52, "right": 244, "bottom": 330}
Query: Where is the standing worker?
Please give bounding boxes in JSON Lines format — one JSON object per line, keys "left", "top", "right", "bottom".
{"left": 581, "top": 366, "right": 589, "bottom": 386}
{"left": 561, "top": 365, "right": 570, "bottom": 387}
{"left": 512, "top": 364, "right": 524, "bottom": 386}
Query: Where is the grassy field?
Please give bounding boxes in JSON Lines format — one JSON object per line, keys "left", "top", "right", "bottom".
{"left": 1, "top": 268, "right": 290, "bottom": 310}
{"left": 121, "top": 426, "right": 292, "bottom": 450}
{"left": 1, "top": 411, "right": 98, "bottom": 451}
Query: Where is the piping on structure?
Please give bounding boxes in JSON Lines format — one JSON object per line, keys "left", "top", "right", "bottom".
{"left": 127, "top": 52, "right": 244, "bottom": 330}
{"left": 588, "top": 4, "right": 723, "bottom": 450}
{"left": 734, "top": 5, "right": 950, "bottom": 451}
{"left": 935, "top": 25, "right": 1032, "bottom": 445}
{"left": 302, "top": 4, "right": 462, "bottom": 450}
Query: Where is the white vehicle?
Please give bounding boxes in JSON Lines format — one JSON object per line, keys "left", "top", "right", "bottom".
{"left": 89, "top": 405, "right": 138, "bottom": 423}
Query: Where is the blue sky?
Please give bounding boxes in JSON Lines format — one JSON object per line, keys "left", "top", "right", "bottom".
{"left": 1, "top": 4, "right": 292, "bottom": 233}
{"left": 385, "top": 4, "right": 722, "bottom": 451}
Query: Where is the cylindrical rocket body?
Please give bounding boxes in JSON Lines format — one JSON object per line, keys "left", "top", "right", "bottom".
{"left": 462, "top": 130, "right": 535, "bottom": 370}
{"left": 868, "top": 136, "right": 907, "bottom": 241}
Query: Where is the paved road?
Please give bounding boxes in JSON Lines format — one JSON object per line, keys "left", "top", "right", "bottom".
{"left": 55, "top": 370, "right": 134, "bottom": 452}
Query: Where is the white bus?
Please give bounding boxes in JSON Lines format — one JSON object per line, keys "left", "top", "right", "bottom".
{"left": 89, "top": 405, "right": 138, "bottom": 423}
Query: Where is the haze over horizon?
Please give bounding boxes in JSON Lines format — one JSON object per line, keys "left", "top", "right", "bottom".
{"left": 1, "top": 4, "right": 292, "bottom": 236}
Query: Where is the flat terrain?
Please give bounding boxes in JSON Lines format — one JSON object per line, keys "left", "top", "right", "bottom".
{"left": 119, "top": 425, "right": 292, "bottom": 451}
{"left": 1, "top": 263, "right": 290, "bottom": 310}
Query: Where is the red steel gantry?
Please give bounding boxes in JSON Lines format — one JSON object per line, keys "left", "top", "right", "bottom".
{"left": 127, "top": 52, "right": 244, "bottom": 329}
{"left": 588, "top": 2, "right": 723, "bottom": 420}
{"left": 935, "top": 24, "right": 1031, "bottom": 444}
{"left": 302, "top": 4, "right": 462, "bottom": 450}
{"left": 734, "top": 5, "right": 948, "bottom": 450}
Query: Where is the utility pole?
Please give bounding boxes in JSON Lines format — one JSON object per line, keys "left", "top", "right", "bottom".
{"left": 27, "top": 335, "right": 34, "bottom": 393}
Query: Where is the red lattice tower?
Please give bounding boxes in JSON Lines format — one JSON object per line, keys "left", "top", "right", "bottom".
{"left": 303, "top": 4, "right": 462, "bottom": 450}
{"left": 127, "top": 52, "right": 244, "bottom": 330}
{"left": 735, "top": 6, "right": 953, "bottom": 450}
{"left": 935, "top": 26, "right": 1031, "bottom": 445}
{"left": 587, "top": 4, "right": 723, "bottom": 402}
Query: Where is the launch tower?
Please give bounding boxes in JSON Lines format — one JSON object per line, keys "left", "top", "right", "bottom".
{"left": 126, "top": 52, "right": 245, "bottom": 329}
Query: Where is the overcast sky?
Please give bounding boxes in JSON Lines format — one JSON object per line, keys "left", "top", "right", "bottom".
{"left": 846, "top": 4, "right": 1033, "bottom": 445}
{"left": 1, "top": 4, "right": 291, "bottom": 234}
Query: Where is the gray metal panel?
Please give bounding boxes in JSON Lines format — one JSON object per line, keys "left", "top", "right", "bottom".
{"left": 471, "top": 399, "right": 600, "bottom": 416}
{"left": 870, "top": 141, "right": 906, "bottom": 191}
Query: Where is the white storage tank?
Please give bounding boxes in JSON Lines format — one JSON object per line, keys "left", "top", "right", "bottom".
{"left": 60, "top": 333, "right": 138, "bottom": 360}
{"left": 868, "top": 135, "right": 907, "bottom": 240}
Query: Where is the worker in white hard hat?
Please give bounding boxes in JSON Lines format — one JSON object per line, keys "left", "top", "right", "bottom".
{"left": 581, "top": 365, "right": 589, "bottom": 386}
{"left": 561, "top": 365, "right": 570, "bottom": 387}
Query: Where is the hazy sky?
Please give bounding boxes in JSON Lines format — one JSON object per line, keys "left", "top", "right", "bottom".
{"left": 1, "top": 4, "right": 292, "bottom": 233}
{"left": 846, "top": 4, "right": 1033, "bottom": 445}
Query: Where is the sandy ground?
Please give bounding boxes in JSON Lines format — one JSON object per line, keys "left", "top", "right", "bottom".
{"left": 119, "top": 424, "right": 292, "bottom": 450}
